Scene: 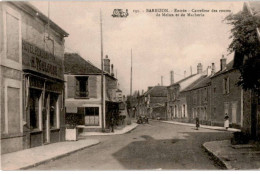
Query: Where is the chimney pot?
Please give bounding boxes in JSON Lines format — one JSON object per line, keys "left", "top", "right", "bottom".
{"left": 220, "top": 55, "right": 227, "bottom": 71}
{"left": 170, "top": 71, "right": 174, "bottom": 85}
{"left": 197, "top": 63, "right": 203, "bottom": 74}
{"left": 211, "top": 63, "right": 215, "bottom": 75}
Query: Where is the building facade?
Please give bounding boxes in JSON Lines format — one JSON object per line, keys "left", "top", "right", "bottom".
{"left": 64, "top": 53, "right": 121, "bottom": 131}
{"left": 0, "top": 2, "right": 68, "bottom": 154}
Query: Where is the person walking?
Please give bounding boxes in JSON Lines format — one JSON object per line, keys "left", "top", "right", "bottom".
{"left": 195, "top": 117, "right": 200, "bottom": 130}
{"left": 224, "top": 113, "right": 229, "bottom": 130}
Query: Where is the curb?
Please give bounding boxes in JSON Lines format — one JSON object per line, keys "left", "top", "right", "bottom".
{"left": 161, "top": 121, "right": 240, "bottom": 132}
{"left": 80, "top": 123, "right": 139, "bottom": 136}
{"left": 19, "top": 141, "right": 100, "bottom": 170}
{"left": 202, "top": 142, "right": 233, "bottom": 170}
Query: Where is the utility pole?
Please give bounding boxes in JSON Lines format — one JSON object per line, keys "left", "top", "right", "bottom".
{"left": 100, "top": 10, "right": 105, "bottom": 132}
{"left": 130, "top": 49, "right": 133, "bottom": 96}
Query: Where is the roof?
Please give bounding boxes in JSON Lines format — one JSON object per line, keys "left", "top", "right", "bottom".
{"left": 143, "top": 86, "right": 168, "bottom": 97}
{"left": 64, "top": 53, "right": 117, "bottom": 80}
{"left": 182, "top": 75, "right": 211, "bottom": 92}
{"left": 211, "top": 60, "right": 235, "bottom": 78}
{"left": 168, "top": 74, "right": 197, "bottom": 88}
{"left": 116, "top": 89, "right": 122, "bottom": 92}
{"left": 11, "top": 2, "right": 69, "bottom": 37}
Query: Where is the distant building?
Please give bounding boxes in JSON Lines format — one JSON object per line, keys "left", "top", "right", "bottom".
{"left": 137, "top": 85, "right": 168, "bottom": 119}
{"left": 64, "top": 53, "right": 120, "bottom": 131}
{"left": 0, "top": 2, "right": 68, "bottom": 154}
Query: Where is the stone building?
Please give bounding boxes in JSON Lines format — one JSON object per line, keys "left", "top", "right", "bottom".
{"left": 64, "top": 53, "right": 121, "bottom": 131}
{"left": 210, "top": 56, "right": 243, "bottom": 128}
{"left": 0, "top": 2, "right": 68, "bottom": 154}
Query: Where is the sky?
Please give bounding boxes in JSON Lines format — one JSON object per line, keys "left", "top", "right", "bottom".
{"left": 31, "top": 1, "right": 244, "bottom": 96}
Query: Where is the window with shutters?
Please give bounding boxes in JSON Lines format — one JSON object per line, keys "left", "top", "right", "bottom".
{"left": 75, "top": 76, "right": 89, "bottom": 98}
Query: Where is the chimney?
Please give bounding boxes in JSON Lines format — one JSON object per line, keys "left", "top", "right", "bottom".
{"left": 111, "top": 64, "right": 114, "bottom": 77}
{"left": 184, "top": 71, "right": 186, "bottom": 78}
{"left": 161, "top": 76, "right": 163, "bottom": 86}
{"left": 211, "top": 63, "right": 215, "bottom": 75}
{"left": 142, "top": 89, "right": 144, "bottom": 95}
{"left": 197, "top": 63, "right": 203, "bottom": 74}
{"left": 104, "top": 55, "right": 110, "bottom": 73}
{"left": 170, "top": 71, "right": 174, "bottom": 85}
{"left": 207, "top": 66, "right": 212, "bottom": 76}
{"left": 220, "top": 55, "right": 227, "bottom": 71}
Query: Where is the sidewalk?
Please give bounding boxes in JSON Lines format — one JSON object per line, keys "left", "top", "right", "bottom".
{"left": 1, "top": 139, "right": 100, "bottom": 170}
{"left": 80, "top": 123, "right": 138, "bottom": 136}
{"left": 161, "top": 120, "right": 241, "bottom": 132}
{"left": 203, "top": 140, "right": 260, "bottom": 169}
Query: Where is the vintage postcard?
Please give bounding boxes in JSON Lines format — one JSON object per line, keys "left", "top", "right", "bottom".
{"left": 0, "top": 0, "right": 260, "bottom": 171}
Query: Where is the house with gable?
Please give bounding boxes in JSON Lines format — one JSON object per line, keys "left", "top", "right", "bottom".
{"left": 64, "top": 53, "right": 121, "bottom": 132}
{"left": 167, "top": 63, "right": 206, "bottom": 121}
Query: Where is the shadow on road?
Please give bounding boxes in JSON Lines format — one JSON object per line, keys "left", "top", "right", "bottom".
{"left": 112, "top": 131, "right": 232, "bottom": 170}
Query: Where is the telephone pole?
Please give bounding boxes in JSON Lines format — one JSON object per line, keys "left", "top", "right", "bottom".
{"left": 100, "top": 10, "right": 105, "bottom": 132}
{"left": 130, "top": 49, "right": 133, "bottom": 96}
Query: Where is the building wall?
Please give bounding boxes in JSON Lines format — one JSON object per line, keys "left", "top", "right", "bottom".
{"left": 210, "top": 69, "right": 242, "bottom": 128}
{"left": 0, "top": 3, "right": 24, "bottom": 154}
{"left": 1, "top": 2, "right": 66, "bottom": 154}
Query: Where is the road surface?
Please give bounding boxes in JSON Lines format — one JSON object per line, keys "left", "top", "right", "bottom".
{"left": 29, "top": 120, "right": 232, "bottom": 170}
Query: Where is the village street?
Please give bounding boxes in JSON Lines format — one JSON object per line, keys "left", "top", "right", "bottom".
{"left": 29, "top": 121, "right": 232, "bottom": 170}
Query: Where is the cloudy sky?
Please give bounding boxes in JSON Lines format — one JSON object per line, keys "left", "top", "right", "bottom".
{"left": 31, "top": 1, "right": 243, "bottom": 95}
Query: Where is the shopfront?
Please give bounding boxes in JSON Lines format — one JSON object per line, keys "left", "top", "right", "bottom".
{"left": 22, "top": 40, "right": 65, "bottom": 148}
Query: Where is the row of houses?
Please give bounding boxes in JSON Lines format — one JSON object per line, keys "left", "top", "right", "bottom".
{"left": 0, "top": 2, "right": 124, "bottom": 154}
{"left": 133, "top": 2, "right": 260, "bottom": 139}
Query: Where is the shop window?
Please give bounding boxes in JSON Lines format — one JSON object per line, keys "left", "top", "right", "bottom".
{"left": 85, "top": 107, "right": 99, "bottom": 126}
{"left": 29, "top": 89, "right": 41, "bottom": 129}
{"left": 75, "top": 76, "right": 89, "bottom": 98}
{"left": 50, "top": 93, "right": 59, "bottom": 128}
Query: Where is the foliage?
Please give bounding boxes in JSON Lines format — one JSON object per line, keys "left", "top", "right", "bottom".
{"left": 225, "top": 11, "right": 260, "bottom": 90}
{"left": 65, "top": 114, "right": 80, "bottom": 129}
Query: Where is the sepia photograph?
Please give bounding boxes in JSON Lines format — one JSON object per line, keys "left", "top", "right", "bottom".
{"left": 0, "top": 0, "right": 260, "bottom": 171}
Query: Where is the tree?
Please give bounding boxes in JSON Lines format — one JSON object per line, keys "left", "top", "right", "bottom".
{"left": 225, "top": 11, "right": 260, "bottom": 90}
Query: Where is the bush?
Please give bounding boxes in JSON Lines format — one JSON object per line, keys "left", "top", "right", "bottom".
{"left": 65, "top": 113, "right": 80, "bottom": 129}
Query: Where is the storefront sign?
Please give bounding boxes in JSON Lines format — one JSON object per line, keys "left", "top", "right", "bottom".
{"left": 22, "top": 40, "right": 63, "bottom": 80}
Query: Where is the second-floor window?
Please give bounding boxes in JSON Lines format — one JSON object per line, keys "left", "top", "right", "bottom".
{"left": 75, "top": 76, "right": 89, "bottom": 98}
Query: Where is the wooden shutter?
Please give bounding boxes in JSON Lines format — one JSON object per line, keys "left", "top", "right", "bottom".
{"left": 75, "top": 78, "right": 79, "bottom": 97}
{"left": 67, "top": 76, "right": 76, "bottom": 98}
{"left": 227, "top": 77, "right": 230, "bottom": 94}
{"left": 223, "top": 79, "right": 226, "bottom": 94}
{"left": 88, "top": 76, "right": 97, "bottom": 98}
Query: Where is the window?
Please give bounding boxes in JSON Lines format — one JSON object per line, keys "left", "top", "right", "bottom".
{"left": 183, "top": 105, "right": 186, "bottom": 118}
{"left": 85, "top": 107, "right": 99, "bottom": 126}
{"left": 29, "top": 89, "right": 41, "bottom": 129}
{"left": 223, "top": 77, "right": 230, "bottom": 94}
{"left": 50, "top": 93, "right": 59, "bottom": 128}
{"left": 174, "top": 105, "right": 177, "bottom": 117}
{"left": 213, "top": 87, "right": 216, "bottom": 93}
{"left": 75, "top": 76, "right": 89, "bottom": 98}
